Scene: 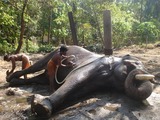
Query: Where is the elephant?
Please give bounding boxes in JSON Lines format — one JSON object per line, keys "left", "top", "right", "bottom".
{"left": 6, "top": 45, "right": 155, "bottom": 118}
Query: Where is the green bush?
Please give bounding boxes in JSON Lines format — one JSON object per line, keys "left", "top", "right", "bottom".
{"left": 135, "top": 22, "right": 160, "bottom": 44}
{"left": 112, "top": 20, "right": 132, "bottom": 48}
{"left": 38, "top": 44, "right": 54, "bottom": 53}
{"left": 0, "top": 40, "right": 15, "bottom": 54}
{"left": 22, "top": 40, "right": 39, "bottom": 53}
{"left": 85, "top": 43, "right": 103, "bottom": 53}
{"left": 23, "top": 40, "right": 55, "bottom": 53}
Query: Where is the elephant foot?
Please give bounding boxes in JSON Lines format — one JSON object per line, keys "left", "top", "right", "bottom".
{"left": 31, "top": 94, "right": 52, "bottom": 117}
{"left": 6, "top": 71, "right": 21, "bottom": 82}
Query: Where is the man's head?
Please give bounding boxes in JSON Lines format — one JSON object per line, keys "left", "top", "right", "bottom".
{"left": 60, "top": 45, "right": 68, "bottom": 54}
{"left": 4, "top": 55, "right": 9, "bottom": 61}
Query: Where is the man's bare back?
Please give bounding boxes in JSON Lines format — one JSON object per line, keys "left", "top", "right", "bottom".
{"left": 4, "top": 54, "right": 31, "bottom": 79}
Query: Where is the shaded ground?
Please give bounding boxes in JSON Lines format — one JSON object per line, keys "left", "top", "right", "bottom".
{"left": 0, "top": 45, "right": 160, "bottom": 120}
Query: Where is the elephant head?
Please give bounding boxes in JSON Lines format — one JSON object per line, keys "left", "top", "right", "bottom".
{"left": 113, "top": 55, "right": 153, "bottom": 100}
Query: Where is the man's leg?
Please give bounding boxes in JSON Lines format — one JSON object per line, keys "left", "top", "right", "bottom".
{"left": 22, "top": 57, "right": 31, "bottom": 79}
{"left": 47, "top": 60, "right": 56, "bottom": 93}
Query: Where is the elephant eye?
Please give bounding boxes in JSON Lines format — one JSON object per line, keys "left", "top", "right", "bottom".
{"left": 135, "top": 62, "right": 139, "bottom": 65}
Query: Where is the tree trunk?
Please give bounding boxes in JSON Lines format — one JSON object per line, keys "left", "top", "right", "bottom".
{"left": 26, "top": 33, "right": 29, "bottom": 52}
{"left": 48, "top": 9, "right": 52, "bottom": 44}
{"left": 140, "top": 0, "right": 143, "bottom": 23}
{"left": 68, "top": 12, "right": 78, "bottom": 45}
{"left": 15, "top": 0, "right": 28, "bottom": 54}
{"left": 92, "top": 7, "right": 104, "bottom": 48}
{"left": 41, "top": 27, "right": 45, "bottom": 43}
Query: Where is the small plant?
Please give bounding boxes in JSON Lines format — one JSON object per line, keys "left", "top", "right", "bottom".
{"left": 136, "top": 22, "right": 160, "bottom": 44}
{"left": 38, "top": 44, "right": 54, "bottom": 53}
{"left": 0, "top": 40, "right": 15, "bottom": 54}
{"left": 22, "top": 40, "right": 39, "bottom": 53}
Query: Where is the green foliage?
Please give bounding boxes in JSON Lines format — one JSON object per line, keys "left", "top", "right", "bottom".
{"left": 0, "top": 40, "right": 15, "bottom": 54}
{"left": 0, "top": 1, "right": 19, "bottom": 44}
{"left": 0, "top": 0, "right": 160, "bottom": 54}
{"left": 38, "top": 44, "right": 54, "bottom": 53}
{"left": 85, "top": 43, "right": 103, "bottom": 53}
{"left": 135, "top": 22, "right": 160, "bottom": 44}
{"left": 144, "top": 0, "right": 160, "bottom": 21}
{"left": 22, "top": 40, "right": 54, "bottom": 53}
{"left": 22, "top": 40, "right": 39, "bottom": 53}
{"left": 27, "top": 42, "right": 39, "bottom": 53}
{"left": 113, "top": 21, "right": 131, "bottom": 48}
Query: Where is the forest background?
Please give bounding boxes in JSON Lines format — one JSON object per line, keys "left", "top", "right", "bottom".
{"left": 0, "top": 0, "right": 160, "bottom": 54}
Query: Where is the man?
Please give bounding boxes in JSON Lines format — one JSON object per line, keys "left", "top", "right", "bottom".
{"left": 4, "top": 54, "right": 31, "bottom": 79}
{"left": 47, "top": 45, "right": 75, "bottom": 93}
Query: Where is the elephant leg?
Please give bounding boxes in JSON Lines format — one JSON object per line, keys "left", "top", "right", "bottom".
{"left": 9, "top": 72, "right": 49, "bottom": 86}
{"left": 31, "top": 62, "right": 100, "bottom": 117}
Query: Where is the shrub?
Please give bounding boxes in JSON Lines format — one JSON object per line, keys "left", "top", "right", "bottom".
{"left": 22, "top": 40, "right": 39, "bottom": 53}
{"left": 112, "top": 20, "right": 132, "bottom": 48}
{"left": 38, "top": 44, "right": 54, "bottom": 53}
{"left": 135, "top": 22, "right": 160, "bottom": 44}
{"left": 0, "top": 40, "right": 14, "bottom": 54}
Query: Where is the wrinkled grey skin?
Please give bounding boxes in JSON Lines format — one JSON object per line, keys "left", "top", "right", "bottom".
{"left": 7, "top": 45, "right": 153, "bottom": 117}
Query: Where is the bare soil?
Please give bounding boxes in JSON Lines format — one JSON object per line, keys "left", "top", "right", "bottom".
{"left": 0, "top": 45, "right": 160, "bottom": 120}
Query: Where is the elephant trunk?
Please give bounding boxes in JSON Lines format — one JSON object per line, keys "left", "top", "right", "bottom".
{"left": 125, "top": 69, "right": 153, "bottom": 101}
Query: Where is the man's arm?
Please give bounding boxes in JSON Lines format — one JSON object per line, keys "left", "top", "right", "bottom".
{"left": 10, "top": 58, "right": 16, "bottom": 73}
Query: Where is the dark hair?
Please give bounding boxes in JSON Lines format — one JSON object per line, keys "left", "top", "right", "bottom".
{"left": 60, "top": 45, "right": 68, "bottom": 52}
{"left": 4, "top": 55, "right": 9, "bottom": 60}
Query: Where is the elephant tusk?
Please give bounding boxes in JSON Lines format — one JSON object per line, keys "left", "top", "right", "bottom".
{"left": 69, "top": 55, "right": 76, "bottom": 58}
{"left": 124, "top": 59, "right": 136, "bottom": 63}
{"left": 135, "top": 74, "right": 155, "bottom": 80}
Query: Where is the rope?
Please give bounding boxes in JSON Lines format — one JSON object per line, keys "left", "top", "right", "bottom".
{"left": 55, "top": 55, "right": 76, "bottom": 84}
{"left": 55, "top": 55, "right": 106, "bottom": 85}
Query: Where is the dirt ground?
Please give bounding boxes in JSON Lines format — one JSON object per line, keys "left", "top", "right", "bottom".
{"left": 0, "top": 45, "right": 160, "bottom": 120}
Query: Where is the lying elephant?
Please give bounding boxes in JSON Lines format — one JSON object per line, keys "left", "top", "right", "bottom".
{"left": 6, "top": 45, "right": 155, "bottom": 117}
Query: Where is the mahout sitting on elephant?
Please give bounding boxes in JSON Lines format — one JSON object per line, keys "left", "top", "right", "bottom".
{"left": 6, "top": 45, "right": 155, "bottom": 117}
{"left": 46, "top": 45, "right": 75, "bottom": 93}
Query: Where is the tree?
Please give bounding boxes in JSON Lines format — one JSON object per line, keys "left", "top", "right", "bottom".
{"left": 0, "top": 0, "right": 159, "bottom": 54}
{"left": 15, "top": 0, "right": 28, "bottom": 54}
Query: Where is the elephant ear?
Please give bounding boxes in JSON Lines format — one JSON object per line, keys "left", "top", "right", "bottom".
{"left": 114, "top": 58, "right": 137, "bottom": 81}
{"left": 125, "top": 69, "right": 153, "bottom": 101}
{"left": 123, "top": 57, "right": 144, "bottom": 74}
